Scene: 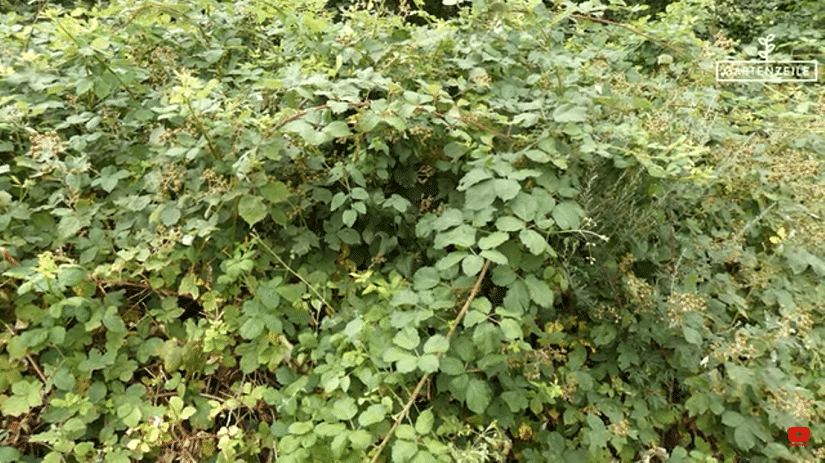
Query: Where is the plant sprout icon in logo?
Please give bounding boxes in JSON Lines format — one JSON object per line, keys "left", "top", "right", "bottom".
{"left": 757, "top": 34, "right": 775, "bottom": 61}
{"left": 716, "top": 33, "right": 818, "bottom": 83}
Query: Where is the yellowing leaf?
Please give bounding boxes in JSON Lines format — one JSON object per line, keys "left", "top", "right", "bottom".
{"left": 769, "top": 226, "right": 786, "bottom": 244}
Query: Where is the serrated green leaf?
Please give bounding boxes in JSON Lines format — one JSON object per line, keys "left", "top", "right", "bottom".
{"left": 591, "top": 324, "right": 616, "bottom": 346}
{"left": 256, "top": 279, "right": 281, "bottom": 309}
{"left": 457, "top": 168, "right": 493, "bottom": 191}
{"left": 276, "top": 283, "right": 305, "bottom": 303}
{"left": 413, "top": 267, "right": 440, "bottom": 290}
{"left": 519, "top": 229, "right": 546, "bottom": 255}
{"left": 349, "top": 429, "right": 374, "bottom": 449}
{"left": 722, "top": 410, "right": 744, "bottom": 427}
{"left": 283, "top": 120, "right": 324, "bottom": 145}
{"left": 464, "top": 180, "right": 497, "bottom": 211}
{"left": 159, "top": 205, "right": 181, "bottom": 226}
{"left": 480, "top": 250, "right": 508, "bottom": 265}
{"left": 418, "top": 354, "right": 439, "bottom": 373}
{"left": 53, "top": 368, "right": 74, "bottom": 391}
{"left": 76, "top": 78, "right": 93, "bottom": 95}
{"left": 464, "top": 310, "right": 487, "bottom": 327}
{"left": 435, "top": 252, "right": 469, "bottom": 271}
{"left": 240, "top": 318, "right": 264, "bottom": 339}
{"left": 393, "top": 440, "right": 418, "bottom": 463}
{"left": 333, "top": 397, "right": 358, "bottom": 420}
{"left": 553, "top": 104, "right": 587, "bottom": 122}
{"left": 102, "top": 310, "right": 126, "bottom": 333}
{"left": 501, "top": 390, "right": 529, "bottom": 413}
{"left": 328, "top": 100, "right": 349, "bottom": 113}
{"left": 513, "top": 112, "right": 540, "bottom": 127}
{"left": 350, "top": 187, "right": 369, "bottom": 200}
{"left": 390, "top": 290, "right": 419, "bottom": 307}
{"left": 337, "top": 228, "right": 360, "bottom": 244}
{"left": 440, "top": 356, "right": 465, "bottom": 375}
{"left": 384, "top": 194, "right": 411, "bottom": 213}
{"left": 523, "top": 275, "right": 554, "bottom": 308}
{"left": 411, "top": 450, "right": 437, "bottom": 463}
{"left": 342, "top": 209, "right": 357, "bottom": 227}
{"left": 415, "top": 409, "right": 434, "bottom": 434}
{"left": 238, "top": 195, "right": 267, "bottom": 226}
{"left": 433, "top": 224, "right": 476, "bottom": 249}
{"left": 510, "top": 192, "right": 538, "bottom": 221}
{"left": 0, "top": 396, "right": 32, "bottom": 416}
{"left": 524, "top": 149, "right": 550, "bottom": 162}
{"left": 502, "top": 279, "right": 529, "bottom": 314}
{"left": 550, "top": 201, "right": 582, "bottom": 229}
{"left": 444, "top": 142, "right": 467, "bottom": 159}
{"left": 393, "top": 326, "right": 421, "bottom": 350}
{"left": 324, "top": 120, "right": 351, "bottom": 138}
{"left": 397, "top": 355, "right": 418, "bottom": 373}
{"left": 383, "top": 115, "right": 406, "bottom": 131}
{"left": 784, "top": 248, "right": 825, "bottom": 276}
{"left": 316, "top": 422, "right": 346, "bottom": 437}
{"left": 7, "top": 380, "right": 42, "bottom": 415}
{"left": 682, "top": 326, "right": 702, "bottom": 345}
{"left": 397, "top": 424, "right": 416, "bottom": 440}
{"left": 496, "top": 216, "right": 525, "bottom": 232}
{"left": 57, "top": 266, "right": 86, "bottom": 287}
{"left": 432, "top": 208, "right": 464, "bottom": 231}
{"left": 261, "top": 181, "right": 290, "bottom": 203}
{"left": 359, "top": 404, "right": 387, "bottom": 426}
{"left": 462, "top": 255, "right": 485, "bottom": 276}
{"left": 58, "top": 213, "right": 88, "bottom": 239}
{"left": 734, "top": 424, "right": 756, "bottom": 450}
{"left": 685, "top": 393, "right": 709, "bottom": 416}
{"left": 331, "top": 192, "right": 347, "bottom": 211}
{"left": 122, "top": 406, "right": 142, "bottom": 427}
{"left": 586, "top": 414, "right": 609, "bottom": 450}
{"left": 423, "top": 335, "right": 449, "bottom": 354}
{"left": 494, "top": 179, "right": 521, "bottom": 201}
{"left": 288, "top": 421, "right": 313, "bottom": 435}
{"left": 478, "top": 232, "right": 509, "bottom": 250}
{"left": 178, "top": 273, "right": 200, "bottom": 300}
{"left": 160, "top": 342, "right": 184, "bottom": 373}
{"left": 500, "top": 318, "right": 522, "bottom": 339}
{"left": 466, "top": 379, "right": 491, "bottom": 414}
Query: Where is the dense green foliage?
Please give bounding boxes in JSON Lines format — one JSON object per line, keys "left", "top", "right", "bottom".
{"left": 0, "top": 0, "right": 823, "bottom": 462}
{"left": 711, "top": 0, "right": 825, "bottom": 45}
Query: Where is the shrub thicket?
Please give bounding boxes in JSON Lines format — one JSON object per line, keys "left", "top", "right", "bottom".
{"left": 0, "top": 0, "right": 822, "bottom": 462}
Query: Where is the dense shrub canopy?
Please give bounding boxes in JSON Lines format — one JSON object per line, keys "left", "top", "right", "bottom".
{"left": 0, "top": 0, "right": 823, "bottom": 462}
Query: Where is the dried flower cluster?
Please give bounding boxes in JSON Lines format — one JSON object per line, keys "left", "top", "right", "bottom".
{"left": 770, "top": 387, "right": 815, "bottom": 421}
{"left": 716, "top": 329, "right": 758, "bottom": 362}
{"left": 153, "top": 225, "right": 182, "bottom": 255}
{"left": 763, "top": 149, "right": 822, "bottom": 184}
{"left": 158, "top": 163, "right": 186, "bottom": 198}
{"left": 408, "top": 124, "right": 434, "bottom": 141}
{"left": 609, "top": 419, "right": 631, "bottom": 437}
{"left": 512, "top": 345, "right": 567, "bottom": 381}
{"left": 665, "top": 292, "right": 706, "bottom": 328}
{"left": 619, "top": 254, "right": 656, "bottom": 314}
{"left": 596, "top": 302, "right": 622, "bottom": 324}
{"left": 201, "top": 167, "right": 231, "bottom": 196}
{"left": 156, "top": 121, "right": 197, "bottom": 145}
{"left": 28, "top": 130, "right": 68, "bottom": 164}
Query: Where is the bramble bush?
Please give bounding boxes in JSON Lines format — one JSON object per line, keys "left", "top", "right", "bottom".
{"left": 710, "top": 0, "right": 825, "bottom": 46}
{"left": 0, "top": 0, "right": 823, "bottom": 462}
